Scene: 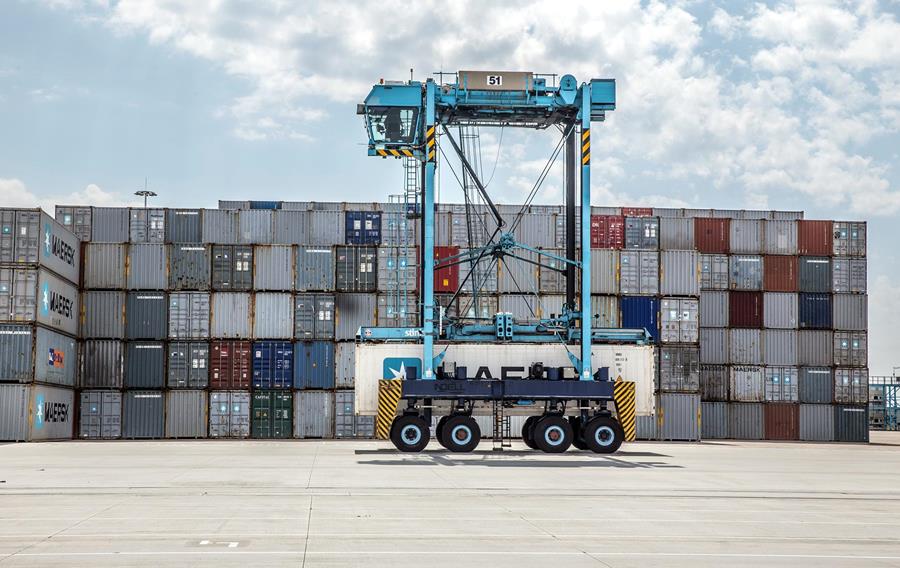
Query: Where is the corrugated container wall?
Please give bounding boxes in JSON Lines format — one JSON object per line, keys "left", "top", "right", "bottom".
{"left": 729, "top": 403, "right": 764, "bottom": 439}
{"left": 657, "top": 393, "right": 700, "bottom": 441}
{"left": 167, "top": 292, "right": 210, "bottom": 339}
{"left": 294, "top": 391, "right": 334, "bottom": 438}
{"left": 294, "top": 341, "right": 335, "bottom": 389}
{"left": 345, "top": 211, "right": 382, "bottom": 245}
{"left": 700, "top": 365, "right": 728, "bottom": 401}
{"left": 294, "top": 293, "right": 335, "bottom": 340}
{"left": 129, "top": 208, "right": 165, "bottom": 243}
{"left": 729, "top": 255, "right": 763, "bottom": 290}
{"left": 210, "top": 293, "right": 251, "bottom": 338}
{"left": 834, "top": 405, "right": 868, "bottom": 442}
{"left": 591, "top": 250, "right": 618, "bottom": 294}
{"left": 335, "top": 246, "right": 377, "bottom": 293}
{"left": 127, "top": 244, "right": 167, "bottom": 290}
{"left": 699, "top": 291, "right": 727, "bottom": 327}
{"left": 202, "top": 210, "right": 240, "bottom": 244}
{"left": 335, "top": 293, "right": 376, "bottom": 341}
{"left": 590, "top": 295, "right": 619, "bottom": 328}
{"left": 125, "top": 292, "right": 167, "bottom": 340}
{"left": 590, "top": 215, "right": 625, "bottom": 248}
{"left": 798, "top": 293, "right": 832, "bottom": 329}
{"left": 700, "top": 254, "right": 729, "bottom": 290}
{"left": 253, "top": 245, "right": 294, "bottom": 291}
{"left": 251, "top": 390, "right": 293, "bottom": 439}
{"left": 659, "top": 218, "right": 693, "bottom": 250}
{"left": 55, "top": 205, "right": 92, "bottom": 242}
{"left": 210, "top": 340, "right": 251, "bottom": 389}
{"left": 273, "top": 210, "right": 308, "bottom": 245}
{"left": 729, "top": 219, "right": 763, "bottom": 254}
{"left": 252, "top": 341, "right": 293, "bottom": 389}
{"left": 729, "top": 291, "right": 763, "bottom": 328}
{"left": 799, "top": 404, "right": 833, "bottom": 441}
{"left": 165, "top": 390, "right": 208, "bottom": 438}
{"left": 619, "top": 296, "right": 659, "bottom": 341}
{"left": 799, "top": 367, "right": 832, "bottom": 404}
{"left": 0, "top": 324, "right": 78, "bottom": 387}
{"left": 699, "top": 329, "right": 727, "bottom": 364}
{"left": 764, "top": 255, "right": 798, "bottom": 292}
{"left": 730, "top": 365, "right": 765, "bottom": 401}
{"left": 166, "top": 209, "right": 203, "bottom": 243}
{"left": 211, "top": 245, "right": 253, "bottom": 291}
{"left": 0, "top": 384, "right": 74, "bottom": 441}
{"left": 694, "top": 218, "right": 729, "bottom": 253}
{"left": 763, "top": 329, "right": 798, "bottom": 366}
{"left": 659, "top": 297, "right": 698, "bottom": 343}
{"left": 659, "top": 250, "right": 699, "bottom": 296}
{"left": 764, "top": 220, "right": 798, "bottom": 255}
{"left": 624, "top": 217, "right": 659, "bottom": 249}
{"left": 701, "top": 402, "right": 728, "bottom": 439}
{"left": 167, "top": 341, "right": 209, "bottom": 388}
{"left": 81, "top": 291, "right": 124, "bottom": 339}
{"left": 833, "top": 294, "right": 867, "bottom": 331}
{"left": 124, "top": 341, "right": 165, "bottom": 388}
{"left": 764, "top": 403, "right": 799, "bottom": 440}
{"left": 79, "top": 391, "right": 121, "bottom": 439}
{"left": 307, "top": 210, "right": 344, "bottom": 246}
{"left": 80, "top": 340, "right": 123, "bottom": 388}
{"left": 253, "top": 293, "right": 293, "bottom": 339}
{"left": 832, "top": 258, "right": 866, "bottom": 294}
{"left": 0, "top": 209, "right": 81, "bottom": 284}
{"left": 658, "top": 347, "right": 700, "bottom": 392}
{"left": 123, "top": 391, "right": 165, "bottom": 439}
{"left": 729, "top": 329, "right": 762, "bottom": 365}
{"left": 834, "top": 331, "right": 867, "bottom": 367}
{"left": 833, "top": 221, "right": 866, "bottom": 257}
{"left": 798, "top": 220, "right": 832, "bottom": 255}
{"left": 0, "top": 268, "right": 80, "bottom": 336}
{"left": 619, "top": 251, "right": 659, "bottom": 295}
{"left": 296, "top": 247, "right": 335, "bottom": 291}
{"left": 764, "top": 366, "right": 799, "bottom": 402}
{"left": 763, "top": 293, "right": 797, "bottom": 329}
{"left": 239, "top": 210, "right": 272, "bottom": 244}
{"left": 209, "top": 391, "right": 250, "bottom": 438}
{"left": 169, "top": 245, "right": 211, "bottom": 290}
{"left": 834, "top": 368, "right": 868, "bottom": 404}
{"left": 91, "top": 207, "right": 129, "bottom": 243}
{"left": 83, "top": 243, "right": 126, "bottom": 289}
{"left": 798, "top": 257, "right": 832, "bottom": 292}
{"left": 798, "top": 330, "right": 833, "bottom": 366}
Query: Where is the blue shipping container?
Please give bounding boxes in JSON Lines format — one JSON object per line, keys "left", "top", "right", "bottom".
{"left": 798, "top": 293, "right": 832, "bottom": 329}
{"left": 249, "top": 201, "right": 281, "bottom": 210}
{"left": 294, "top": 341, "right": 335, "bottom": 389}
{"left": 620, "top": 296, "right": 659, "bottom": 341}
{"left": 252, "top": 341, "right": 294, "bottom": 389}
{"left": 345, "top": 211, "right": 382, "bottom": 245}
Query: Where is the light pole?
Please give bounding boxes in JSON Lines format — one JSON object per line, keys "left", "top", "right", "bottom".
{"left": 135, "top": 190, "right": 157, "bottom": 208}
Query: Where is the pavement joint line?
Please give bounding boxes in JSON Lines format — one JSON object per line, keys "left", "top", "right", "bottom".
{"left": 1, "top": 534, "right": 898, "bottom": 542}
{"left": 5, "top": 551, "right": 900, "bottom": 559}
{"left": 300, "top": 494, "right": 313, "bottom": 568}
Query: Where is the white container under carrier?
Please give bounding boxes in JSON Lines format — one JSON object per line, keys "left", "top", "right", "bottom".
{"left": 0, "top": 384, "right": 75, "bottom": 441}
{"left": 0, "top": 267, "right": 80, "bottom": 336}
{"left": 0, "top": 208, "right": 81, "bottom": 284}
{"left": 354, "top": 343, "right": 656, "bottom": 417}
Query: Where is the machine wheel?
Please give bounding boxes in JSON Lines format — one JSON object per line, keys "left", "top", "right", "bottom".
{"left": 390, "top": 414, "right": 430, "bottom": 452}
{"left": 569, "top": 416, "right": 588, "bottom": 450}
{"left": 522, "top": 416, "right": 539, "bottom": 449}
{"left": 442, "top": 415, "right": 481, "bottom": 453}
{"left": 435, "top": 416, "right": 450, "bottom": 449}
{"left": 583, "top": 415, "right": 625, "bottom": 454}
{"left": 534, "top": 415, "right": 573, "bottom": 453}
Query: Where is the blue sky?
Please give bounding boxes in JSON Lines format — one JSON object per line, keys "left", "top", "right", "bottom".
{"left": 1, "top": 0, "right": 898, "bottom": 374}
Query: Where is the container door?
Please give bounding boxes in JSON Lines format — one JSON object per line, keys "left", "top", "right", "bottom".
{"left": 15, "top": 211, "right": 40, "bottom": 263}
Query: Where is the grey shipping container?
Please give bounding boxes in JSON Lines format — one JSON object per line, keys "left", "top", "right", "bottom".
{"left": 799, "top": 367, "right": 832, "bottom": 404}
{"left": 701, "top": 401, "right": 728, "bottom": 439}
{"left": 239, "top": 210, "right": 273, "bottom": 244}
{"left": 335, "top": 389, "right": 374, "bottom": 438}
{"left": 798, "top": 330, "right": 833, "bottom": 366}
{"left": 79, "top": 390, "right": 121, "bottom": 439}
{"left": 0, "top": 268, "right": 80, "bottom": 337}
{"left": 129, "top": 208, "right": 165, "bottom": 243}
{"left": 729, "top": 255, "right": 763, "bottom": 290}
{"left": 763, "top": 329, "right": 798, "bottom": 366}
{"left": 832, "top": 258, "right": 866, "bottom": 294}
{"left": 83, "top": 243, "right": 127, "bottom": 289}
{"left": 700, "top": 254, "right": 729, "bottom": 290}
{"left": 729, "top": 403, "right": 764, "bottom": 439}
{"left": 211, "top": 245, "right": 253, "bottom": 291}
{"left": 209, "top": 391, "right": 250, "bottom": 438}
{"left": 254, "top": 245, "right": 293, "bottom": 290}
{"left": 165, "top": 390, "right": 208, "bottom": 438}
{"left": 798, "top": 257, "right": 832, "bottom": 293}
{"left": 169, "top": 245, "right": 211, "bottom": 290}
{"left": 334, "top": 342, "right": 355, "bottom": 388}
{"left": 659, "top": 250, "right": 699, "bottom": 296}
{"left": 126, "top": 243, "right": 167, "bottom": 290}
{"left": 699, "top": 291, "right": 727, "bottom": 328}
{"left": 699, "top": 365, "right": 728, "bottom": 401}
{"left": 658, "top": 347, "right": 700, "bottom": 392}
{"left": 619, "top": 251, "right": 659, "bottom": 295}
{"left": 91, "top": 207, "right": 129, "bottom": 243}
{"left": 659, "top": 297, "right": 698, "bottom": 344}
{"left": 590, "top": 250, "right": 618, "bottom": 295}
{"left": 294, "top": 390, "right": 334, "bottom": 438}
{"left": 168, "top": 292, "right": 210, "bottom": 339}
{"left": 659, "top": 218, "right": 693, "bottom": 250}
{"left": 553, "top": 212, "right": 580, "bottom": 249}
{"left": 0, "top": 209, "right": 81, "bottom": 284}
{"left": 834, "top": 368, "right": 868, "bottom": 404}
{"left": 537, "top": 249, "right": 568, "bottom": 294}
{"left": 123, "top": 390, "right": 165, "bottom": 439}
{"left": 833, "top": 221, "right": 866, "bottom": 257}
{"left": 307, "top": 210, "right": 344, "bottom": 246}
{"left": 377, "top": 293, "right": 418, "bottom": 327}
{"left": 699, "top": 328, "right": 728, "bottom": 364}
{"left": 834, "top": 405, "right": 868, "bottom": 442}
{"left": 656, "top": 393, "right": 700, "bottom": 441}
{"left": 0, "top": 324, "right": 77, "bottom": 387}
{"left": 166, "top": 209, "right": 203, "bottom": 243}
{"left": 294, "top": 293, "right": 335, "bottom": 340}
{"left": 512, "top": 213, "right": 555, "bottom": 248}
{"left": 799, "top": 403, "right": 833, "bottom": 441}
{"left": 124, "top": 341, "right": 166, "bottom": 388}
{"left": 635, "top": 414, "right": 657, "bottom": 440}
{"left": 80, "top": 340, "right": 123, "bottom": 388}
{"left": 834, "top": 331, "right": 867, "bottom": 367}
{"left": 55, "top": 205, "right": 92, "bottom": 241}
{"left": 253, "top": 293, "right": 294, "bottom": 339}
{"left": 763, "top": 292, "right": 798, "bottom": 329}
{"left": 335, "top": 293, "right": 376, "bottom": 340}
{"left": 730, "top": 365, "right": 765, "bottom": 402}
{"left": 498, "top": 249, "right": 539, "bottom": 294}
{"left": 335, "top": 246, "right": 377, "bottom": 293}
{"left": 125, "top": 292, "right": 167, "bottom": 340}
{"left": 457, "top": 294, "right": 498, "bottom": 322}
{"left": 833, "top": 294, "right": 867, "bottom": 331}
{"left": 81, "top": 291, "right": 125, "bottom": 339}
{"left": 764, "top": 220, "right": 798, "bottom": 255}
{"left": 210, "top": 293, "right": 252, "bottom": 338}
{"left": 168, "top": 341, "right": 209, "bottom": 388}
{"left": 273, "top": 210, "right": 308, "bottom": 245}
{"left": 0, "top": 384, "right": 74, "bottom": 441}
{"left": 729, "top": 219, "right": 763, "bottom": 254}
{"left": 296, "top": 247, "right": 335, "bottom": 291}
{"left": 590, "top": 295, "right": 619, "bottom": 328}
{"left": 460, "top": 251, "right": 498, "bottom": 294}
{"left": 624, "top": 216, "right": 659, "bottom": 250}
{"left": 764, "top": 366, "right": 799, "bottom": 402}
{"left": 381, "top": 210, "right": 418, "bottom": 247}
{"left": 202, "top": 210, "right": 240, "bottom": 244}
{"left": 729, "top": 329, "right": 762, "bottom": 365}
{"left": 377, "top": 246, "right": 418, "bottom": 293}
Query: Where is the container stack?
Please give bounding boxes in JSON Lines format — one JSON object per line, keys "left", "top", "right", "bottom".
{"left": 0, "top": 209, "right": 81, "bottom": 441}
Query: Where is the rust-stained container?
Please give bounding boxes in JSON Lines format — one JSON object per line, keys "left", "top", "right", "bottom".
{"left": 621, "top": 207, "right": 653, "bottom": 217}
{"left": 590, "top": 215, "right": 625, "bottom": 249}
{"left": 694, "top": 218, "right": 729, "bottom": 254}
{"left": 434, "top": 246, "right": 460, "bottom": 293}
{"left": 763, "top": 255, "right": 798, "bottom": 292}
{"left": 798, "top": 220, "right": 833, "bottom": 255}
{"left": 764, "top": 403, "right": 800, "bottom": 440}
{"left": 729, "top": 291, "right": 763, "bottom": 328}
{"left": 209, "top": 340, "right": 252, "bottom": 389}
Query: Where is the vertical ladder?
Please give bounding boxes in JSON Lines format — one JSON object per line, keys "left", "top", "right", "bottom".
{"left": 403, "top": 157, "right": 420, "bottom": 218}
{"left": 492, "top": 401, "right": 511, "bottom": 451}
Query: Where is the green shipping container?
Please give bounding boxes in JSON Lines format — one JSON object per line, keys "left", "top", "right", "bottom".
{"left": 251, "top": 390, "right": 292, "bottom": 439}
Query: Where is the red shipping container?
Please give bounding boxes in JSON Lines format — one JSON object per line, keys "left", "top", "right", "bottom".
{"left": 764, "top": 255, "right": 798, "bottom": 291}
{"left": 590, "top": 215, "right": 625, "bottom": 248}
{"left": 210, "top": 340, "right": 252, "bottom": 389}
{"left": 621, "top": 207, "right": 653, "bottom": 217}
{"left": 729, "top": 291, "right": 764, "bottom": 328}
{"left": 694, "top": 218, "right": 730, "bottom": 253}
{"left": 434, "top": 246, "right": 460, "bottom": 293}
{"left": 764, "top": 403, "right": 800, "bottom": 440}
{"left": 798, "top": 220, "right": 833, "bottom": 255}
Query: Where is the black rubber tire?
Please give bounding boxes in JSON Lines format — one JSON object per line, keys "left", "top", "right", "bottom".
{"left": 534, "top": 415, "right": 573, "bottom": 453}
{"left": 442, "top": 415, "right": 481, "bottom": 453}
{"left": 583, "top": 415, "right": 625, "bottom": 454}
{"left": 569, "top": 416, "right": 588, "bottom": 450}
{"left": 389, "top": 414, "right": 430, "bottom": 452}
{"left": 435, "top": 416, "right": 450, "bottom": 449}
{"left": 522, "top": 416, "right": 539, "bottom": 449}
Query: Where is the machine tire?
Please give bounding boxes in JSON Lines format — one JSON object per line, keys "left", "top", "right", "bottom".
{"left": 442, "top": 415, "right": 481, "bottom": 453}
{"left": 534, "top": 415, "right": 573, "bottom": 453}
{"left": 583, "top": 415, "right": 624, "bottom": 454}
{"left": 390, "top": 414, "right": 430, "bottom": 452}
{"left": 569, "top": 416, "right": 588, "bottom": 450}
{"left": 522, "top": 416, "right": 539, "bottom": 449}
{"left": 436, "top": 416, "right": 450, "bottom": 449}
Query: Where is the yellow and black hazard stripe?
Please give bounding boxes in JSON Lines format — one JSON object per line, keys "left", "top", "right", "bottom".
{"left": 613, "top": 378, "right": 636, "bottom": 442}
{"left": 581, "top": 128, "right": 590, "bottom": 166}
{"left": 425, "top": 125, "right": 436, "bottom": 162}
{"left": 376, "top": 148, "right": 415, "bottom": 158}
{"left": 376, "top": 379, "right": 403, "bottom": 439}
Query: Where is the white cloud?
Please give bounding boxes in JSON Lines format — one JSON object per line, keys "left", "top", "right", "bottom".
{"left": 0, "top": 177, "right": 138, "bottom": 214}
{"left": 869, "top": 275, "right": 900, "bottom": 376}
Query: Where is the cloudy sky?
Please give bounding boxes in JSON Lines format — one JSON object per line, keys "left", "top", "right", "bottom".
{"left": 1, "top": 0, "right": 898, "bottom": 374}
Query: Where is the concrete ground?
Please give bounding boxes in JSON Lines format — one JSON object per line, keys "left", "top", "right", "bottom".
{"left": 1, "top": 434, "right": 899, "bottom": 567}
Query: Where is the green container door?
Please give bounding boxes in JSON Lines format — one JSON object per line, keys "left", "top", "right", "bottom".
{"left": 251, "top": 391, "right": 293, "bottom": 439}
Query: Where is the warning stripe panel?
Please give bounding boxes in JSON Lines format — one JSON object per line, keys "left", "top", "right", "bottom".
{"left": 613, "top": 380, "right": 637, "bottom": 442}
{"left": 376, "top": 380, "right": 402, "bottom": 439}
{"left": 376, "top": 149, "right": 414, "bottom": 158}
